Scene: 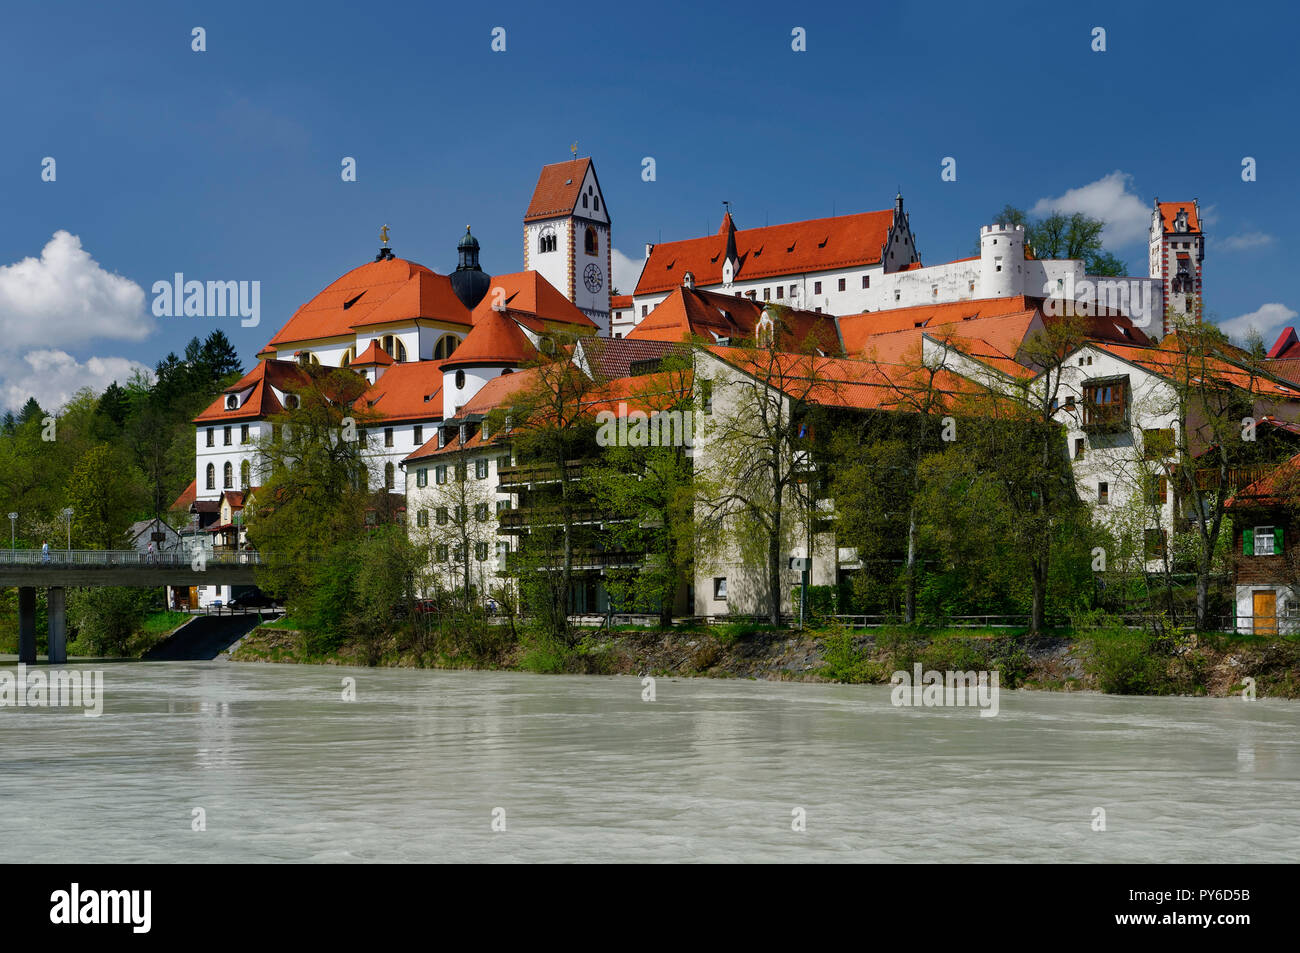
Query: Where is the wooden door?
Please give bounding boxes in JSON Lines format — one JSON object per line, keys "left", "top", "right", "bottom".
{"left": 1253, "top": 591, "right": 1277, "bottom": 635}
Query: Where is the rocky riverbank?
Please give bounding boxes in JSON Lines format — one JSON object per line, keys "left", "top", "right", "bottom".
{"left": 229, "top": 623, "right": 1300, "bottom": 698}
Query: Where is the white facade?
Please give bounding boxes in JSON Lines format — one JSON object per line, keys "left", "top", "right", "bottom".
{"left": 523, "top": 162, "right": 611, "bottom": 335}
{"left": 628, "top": 219, "right": 1163, "bottom": 338}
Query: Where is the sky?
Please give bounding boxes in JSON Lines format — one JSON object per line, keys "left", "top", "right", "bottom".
{"left": 1, "top": 0, "right": 1297, "bottom": 412}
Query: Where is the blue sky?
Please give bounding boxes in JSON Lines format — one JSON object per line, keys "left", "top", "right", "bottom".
{"left": 1, "top": 0, "right": 1296, "bottom": 410}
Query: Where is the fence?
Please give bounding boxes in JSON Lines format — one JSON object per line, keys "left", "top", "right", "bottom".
{"left": 0, "top": 548, "right": 262, "bottom": 568}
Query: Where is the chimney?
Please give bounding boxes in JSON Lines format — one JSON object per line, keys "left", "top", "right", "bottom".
{"left": 645, "top": 242, "right": 655, "bottom": 259}
{"left": 683, "top": 271, "right": 695, "bottom": 290}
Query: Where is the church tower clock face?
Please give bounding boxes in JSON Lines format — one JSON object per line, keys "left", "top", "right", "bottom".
{"left": 583, "top": 262, "right": 603, "bottom": 293}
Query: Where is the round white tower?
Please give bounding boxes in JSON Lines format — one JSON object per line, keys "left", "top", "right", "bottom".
{"left": 979, "top": 224, "right": 1025, "bottom": 299}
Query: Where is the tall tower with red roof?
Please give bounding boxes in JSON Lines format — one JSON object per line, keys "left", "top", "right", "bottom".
{"left": 523, "top": 155, "right": 611, "bottom": 335}
{"left": 1149, "top": 198, "right": 1204, "bottom": 336}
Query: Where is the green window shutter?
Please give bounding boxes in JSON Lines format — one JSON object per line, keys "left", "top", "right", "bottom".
{"left": 1277, "top": 527, "right": 1284, "bottom": 555}
{"left": 1243, "top": 528, "right": 1254, "bottom": 556}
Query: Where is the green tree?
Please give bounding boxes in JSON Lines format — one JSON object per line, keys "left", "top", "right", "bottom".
{"left": 991, "top": 204, "right": 1127, "bottom": 276}
{"left": 586, "top": 352, "right": 696, "bottom": 626}
{"left": 64, "top": 444, "right": 148, "bottom": 549}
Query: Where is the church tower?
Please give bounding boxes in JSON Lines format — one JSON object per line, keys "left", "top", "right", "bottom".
{"left": 1149, "top": 199, "right": 1204, "bottom": 336}
{"left": 523, "top": 155, "right": 611, "bottom": 335}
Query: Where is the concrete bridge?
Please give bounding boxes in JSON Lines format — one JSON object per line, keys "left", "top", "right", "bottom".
{"left": 1, "top": 549, "right": 261, "bottom": 665}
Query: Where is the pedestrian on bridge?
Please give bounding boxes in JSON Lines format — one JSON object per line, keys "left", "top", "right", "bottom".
{"left": 147, "top": 541, "right": 156, "bottom": 565}
{"left": 41, "top": 540, "right": 49, "bottom": 564}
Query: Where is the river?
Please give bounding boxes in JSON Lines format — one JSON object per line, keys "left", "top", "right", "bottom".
{"left": 1, "top": 660, "right": 1296, "bottom": 862}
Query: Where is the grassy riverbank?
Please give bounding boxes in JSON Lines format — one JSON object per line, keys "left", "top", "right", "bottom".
{"left": 228, "top": 619, "right": 1300, "bottom": 698}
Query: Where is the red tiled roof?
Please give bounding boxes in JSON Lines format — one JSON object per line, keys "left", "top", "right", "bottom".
{"left": 634, "top": 210, "right": 896, "bottom": 295}
{"left": 1268, "top": 327, "right": 1300, "bottom": 360}
{"left": 704, "top": 347, "right": 988, "bottom": 413}
{"left": 525, "top": 157, "right": 593, "bottom": 222}
{"left": 1227, "top": 451, "right": 1300, "bottom": 508}
{"left": 575, "top": 337, "right": 686, "bottom": 380}
{"left": 627, "top": 286, "right": 840, "bottom": 353}
{"left": 1158, "top": 201, "right": 1200, "bottom": 234}
{"left": 839, "top": 297, "right": 1039, "bottom": 355}
{"left": 194, "top": 360, "right": 311, "bottom": 423}
{"left": 352, "top": 340, "right": 395, "bottom": 366}
{"left": 266, "top": 257, "right": 471, "bottom": 349}
{"left": 477, "top": 271, "right": 595, "bottom": 328}
{"left": 839, "top": 295, "right": 1151, "bottom": 359}
{"left": 610, "top": 294, "right": 633, "bottom": 310}
{"left": 357, "top": 362, "right": 445, "bottom": 423}
{"left": 441, "top": 309, "right": 538, "bottom": 368}
{"left": 1095, "top": 341, "right": 1300, "bottom": 399}
{"left": 169, "top": 479, "right": 197, "bottom": 512}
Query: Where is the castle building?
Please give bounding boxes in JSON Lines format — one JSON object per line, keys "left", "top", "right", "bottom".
{"left": 1149, "top": 199, "right": 1204, "bottom": 335}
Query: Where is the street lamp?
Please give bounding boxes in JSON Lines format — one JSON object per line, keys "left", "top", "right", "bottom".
{"left": 7, "top": 512, "right": 15, "bottom": 553}
{"left": 61, "top": 507, "right": 73, "bottom": 553}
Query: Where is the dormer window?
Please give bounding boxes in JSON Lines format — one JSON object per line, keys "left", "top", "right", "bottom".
{"left": 226, "top": 395, "right": 239, "bottom": 410}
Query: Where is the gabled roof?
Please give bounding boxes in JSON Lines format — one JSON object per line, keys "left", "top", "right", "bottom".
{"left": 839, "top": 295, "right": 1152, "bottom": 360}
{"left": 1083, "top": 341, "right": 1300, "bottom": 400}
{"left": 1158, "top": 201, "right": 1201, "bottom": 234}
{"left": 525, "top": 157, "right": 593, "bottom": 221}
{"left": 634, "top": 210, "right": 895, "bottom": 295}
{"left": 703, "top": 346, "right": 988, "bottom": 413}
{"left": 266, "top": 257, "right": 471, "bottom": 350}
{"left": 194, "top": 360, "right": 311, "bottom": 423}
{"left": 627, "top": 286, "right": 840, "bottom": 353}
{"left": 169, "top": 479, "right": 198, "bottom": 512}
{"left": 352, "top": 340, "right": 395, "bottom": 366}
{"left": 839, "top": 297, "right": 1040, "bottom": 355}
{"left": 575, "top": 337, "right": 686, "bottom": 381}
{"left": 477, "top": 270, "right": 595, "bottom": 327}
{"left": 1227, "top": 451, "right": 1300, "bottom": 508}
{"left": 356, "top": 362, "right": 445, "bottom": 423}
{"left": 1268, "top": 327, "right": 1300, "bottom": 360}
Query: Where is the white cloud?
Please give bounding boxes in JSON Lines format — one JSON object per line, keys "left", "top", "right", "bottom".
{"left": 1031, "top": 171, "right": 1151, "bottom": 247}
{"left": 1217, "top": 302, "right": 1298, "bottom": 345}
{"left": 0, "top": 231, "right": 151, "bottom": 351}
{"left": 1, "top": 349, "right": 151, "bottom": 414}
{"left": 611, "top": 247, "right": 646, "bottom": 296}
{"left": 1220, "top": 231, "right": 1275, "bottom": 252}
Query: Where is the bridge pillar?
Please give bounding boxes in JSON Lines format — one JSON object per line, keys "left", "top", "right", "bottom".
{"left": 47, "top": 587, "right": 67, "bottom": 664}
{"left": 17, "top": 586, "right": 36, "bottom": 664}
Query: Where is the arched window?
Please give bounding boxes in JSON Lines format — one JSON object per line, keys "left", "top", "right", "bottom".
{"left": 455, "top": 369, "right": 466, "bottom": 390}
{"left": 433, "top": 335, "right": 458, "bottom": 360}
{"left": 206, "top": 463, "right": 215, "bottom": 490}
{"left": 384, "top": 462, "right": 395, "bottom": 490}
{"left": 582, "top": 193, "right": 588, "bottom": 209}
{"left": 594, "top": 195, "right": 600, "bottom": 212}
{"left": 584, "top": 227, "right": 598, "bottom": 255}
{"left": 240, "top": 460, "right": 250, "bottom": 489}
{"left": 341, "top": 344, "right": 355, "bottom": 367}
{"left": 538, "top": 227, "right": 557, "bottom": 254}
{"left": 223, "top": 461, "right": 233, "bottom": 488}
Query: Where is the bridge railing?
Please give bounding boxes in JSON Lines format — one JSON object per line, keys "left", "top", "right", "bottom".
{"left": 0, "top": 549, "right": 262, "bottom": 568}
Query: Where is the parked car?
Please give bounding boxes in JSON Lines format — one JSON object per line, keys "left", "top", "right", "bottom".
{"left": 414, "top": 599, "right": 440, "bottom": 615}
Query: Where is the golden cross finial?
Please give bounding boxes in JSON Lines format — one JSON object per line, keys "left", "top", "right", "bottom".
{"left": 380, "top": 224, "right": 390, "bottom": 246}
{"left": 570, "top": 141, "right": 578, "bottom": 157}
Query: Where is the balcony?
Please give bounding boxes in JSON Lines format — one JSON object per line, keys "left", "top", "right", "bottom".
{"left": 497, "top": 506, "right": 606, "bottom": 532}
{"left": 1081, "top": 400, "right": 1128, "bottom": 434}
{"left": 497, "top": 461, "right": 586, "bottom": 489}
{"left": 504, "top": 548, "right": 644, "bottom": 572}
